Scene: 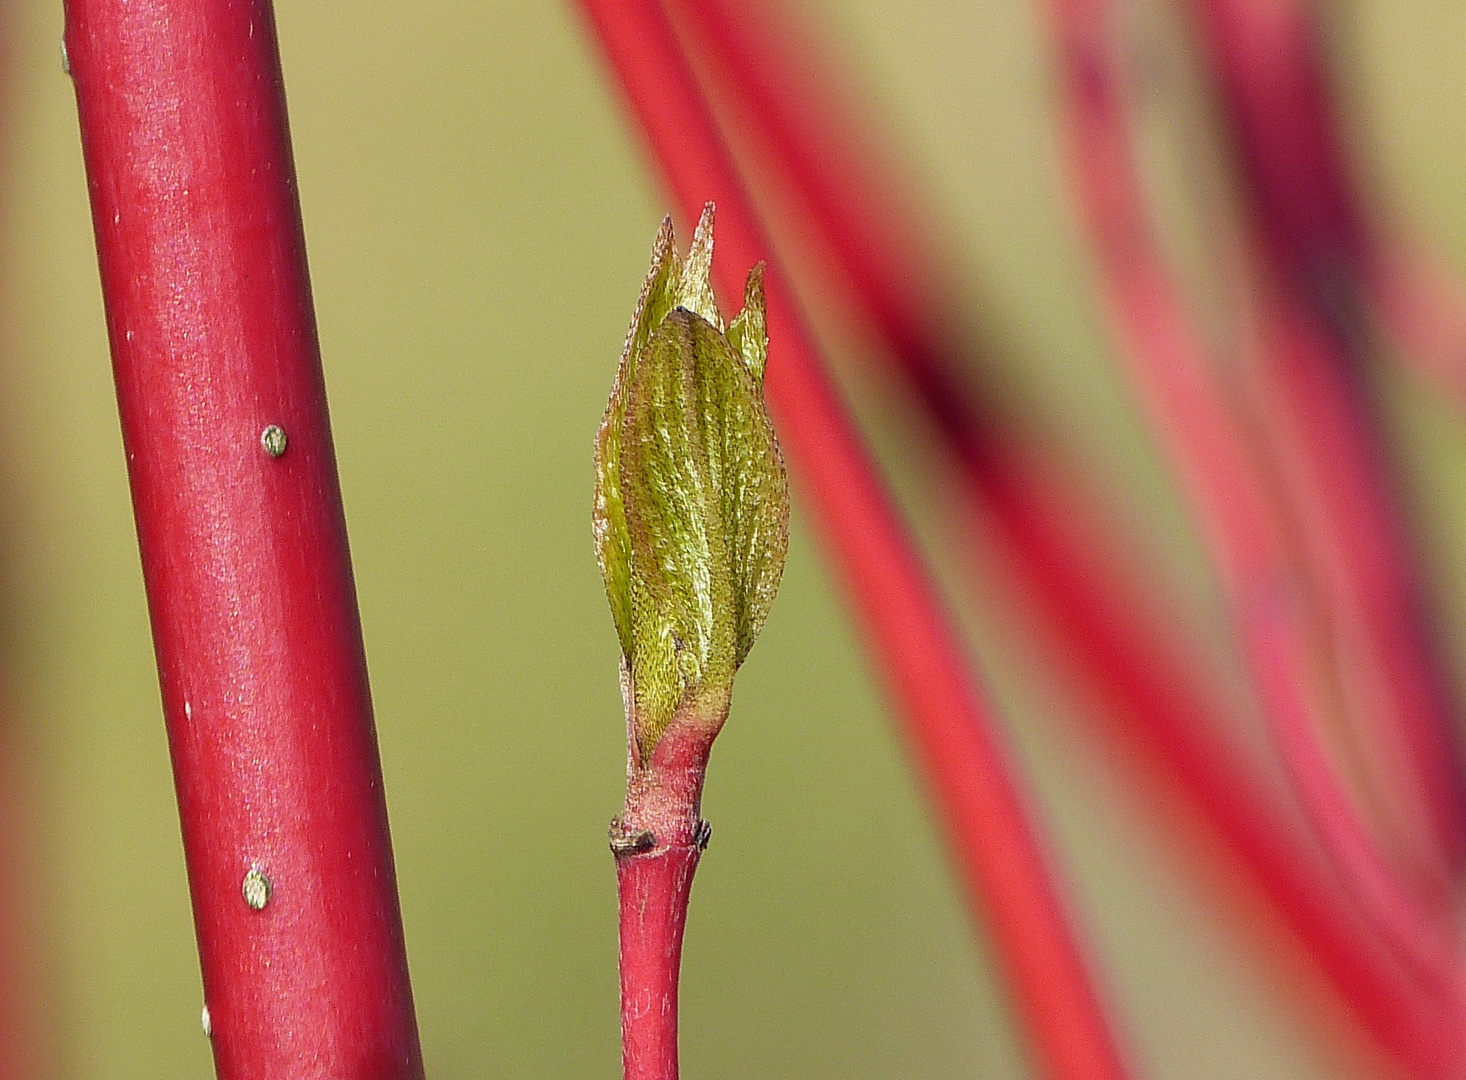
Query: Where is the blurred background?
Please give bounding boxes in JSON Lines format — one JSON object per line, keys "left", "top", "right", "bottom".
{"left": 1, "top": 1, "right": 1465, "bottom": 1077}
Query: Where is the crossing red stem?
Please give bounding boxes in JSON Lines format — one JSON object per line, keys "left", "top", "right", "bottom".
{"left": 64, "top": 2, "right": 423, "bottom": 1077}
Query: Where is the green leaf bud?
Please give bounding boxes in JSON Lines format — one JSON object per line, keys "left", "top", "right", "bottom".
{"left": 593, "top": 204, "right": 790, "bottom": 764}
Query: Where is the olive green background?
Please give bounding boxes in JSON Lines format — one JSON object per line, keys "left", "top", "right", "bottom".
{"left": 1, "top": 1, "right": 1464, "bottom": 1077}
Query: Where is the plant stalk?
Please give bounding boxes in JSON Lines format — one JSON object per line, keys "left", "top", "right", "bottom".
{"left": 612, "top": 723, "right": 715, "bottom": 1080}
{"left": 64, "top": 2, "right": 423, "bottom": 1076}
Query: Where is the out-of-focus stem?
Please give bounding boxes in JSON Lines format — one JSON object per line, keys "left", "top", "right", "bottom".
{"left": 1043, "top": 1, "right": 1465, "bottom": 1073}
{"left": 576, "top": 4, "right": 1137, "bottom": 1079}
{"left": 64, "top": 2, "right": 423, "bottom": 1076}
{"left": 974, "top": 449, "right": 1464, "bottom": 1074}
{"left": 1191, "top": 0, "right": 1466, "bottom": 412}
{"left": 1247, "top": 290, "right": 1465, "bottom": 898}
{"left": 657, "top": 0, "right": 1466, "bottom": 1066}
{"left": 1187, "top": 0, "right": 1365, "bottom": 288}
{"left": 1189, "top": 0, "right": 1466, "bottom": 880}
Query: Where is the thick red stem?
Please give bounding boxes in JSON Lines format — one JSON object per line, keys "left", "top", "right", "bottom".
{"left": 576, "top": 4, "right": 1136, "bottom": 1079}
{"left": 64, "top": 2, "right": 423, "bottom": 1077}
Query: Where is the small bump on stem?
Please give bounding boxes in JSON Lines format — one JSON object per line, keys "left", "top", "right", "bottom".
{"left": 242, "top": 867, "right": 272, "bottom": 910}
{"left": 609, "top": 819, "right": 657, "bottom": 858}
{"left": 260, "top": 424, "right": 288, "bottom": 458}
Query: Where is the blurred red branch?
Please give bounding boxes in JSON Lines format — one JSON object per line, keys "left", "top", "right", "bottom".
{"left": 576, "top": 2, "right": 1137, "bottom": 1078}
{"left": 657, "top": 0, "right": 1466, "bottom": 1071}
{"left": 64, "top": 1, "right": 423, "bottom": 1076}
{"left": 1046, "top": 0, "right": 1466, "bottom": 1072}
{"left": 1188, "top": 0, "right": 1466, "bottom": 882}
{"left": 1193, "top": 0, "right": 1466, "bottom": 408}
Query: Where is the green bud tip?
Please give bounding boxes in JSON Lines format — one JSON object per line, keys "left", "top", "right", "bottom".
{"left": 593, "top": 204, "right": 790, "bottom": 765}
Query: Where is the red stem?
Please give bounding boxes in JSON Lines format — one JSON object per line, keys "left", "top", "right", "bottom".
{"left": 575, "top": 3, "right": 1137, "bottom": 1079}
{"left": 612, "top": 726, "right": 714, "bottom": 1080}
{"left": 663, "top": 0, "right": 958, "bottom": 427}
{"left": 64, "top": 2, "right": 423, "bottom": 1076}
{"left": 1189, "top": 0, "right": 1466, "bottom": 877}
{"left": 617, "top": 848, "right": 698, "bottom": 1080}
{"left": 1050, "top": 0, "right": 1441, "bottom": 928}
{"left": 1249, "top": 294, "right": 1465, "bottom": 893}
{"left": 1192, "top": 0, "right": 1466, "bottom": 412}
{"left": 976, "top": 451, "right": 1466, "bottom": 1077}
{"left": 1187, "top": 0, "right": 1366, "bottom": 289}
{"left": 657, "top": 0, "right": 1465, "bottom": 1064}
{"left": 1044, "top": 0, "right": 1465, "bottom": 1069}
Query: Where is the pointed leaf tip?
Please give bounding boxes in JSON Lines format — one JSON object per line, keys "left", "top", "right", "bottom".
{"left": 726, "top": 262, "right": 768, "bottom": 384}
{"left": 678, "top": 203, "right": 722, "bottom": 330}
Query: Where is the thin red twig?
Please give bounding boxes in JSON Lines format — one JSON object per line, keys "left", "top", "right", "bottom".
{"left": 65, "top": 2, "right": 423, "bottom": 1076}
{"left": 616, "top": 848, "right": 698, "bottom": 1080}
{"left": 575, "top": 3, "right": 1138, "bottom": 1078}
{"left": 657, "top": 0, "right": 1465, "bottom": 1067}
{"left": 613, "top": 727, "right": 714, "bottom": 1080}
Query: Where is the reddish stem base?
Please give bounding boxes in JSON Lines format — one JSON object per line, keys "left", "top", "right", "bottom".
{"left": 611, "top": 718, "right": 716, "bottom": 1080}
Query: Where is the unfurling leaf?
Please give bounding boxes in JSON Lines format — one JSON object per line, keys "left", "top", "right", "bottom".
{"left": 593, "top": 204, "right": 790, "bottom": 763}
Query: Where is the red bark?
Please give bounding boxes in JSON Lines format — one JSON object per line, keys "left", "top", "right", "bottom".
{"left": 612, "top": 725, "right": 714, "bottom": 1080}
{"left": 616, "top": 848, "right": 699, "bottom": 1080}
{"left": 64, "top": 2, "right": 423, "bottom": 1077}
